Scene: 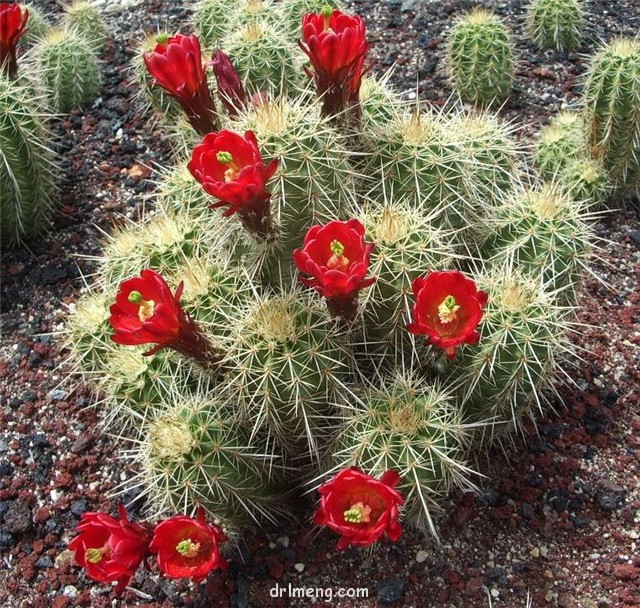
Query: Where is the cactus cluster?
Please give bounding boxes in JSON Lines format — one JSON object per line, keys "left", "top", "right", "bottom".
{"left": 526, "top": 0, "right": 583, "bottom": 51}
{"left": 446, "top": 8, "right": 516, "bottom": 108}
{"left": 67, "top": 1, "right": 605, "bottom": 544}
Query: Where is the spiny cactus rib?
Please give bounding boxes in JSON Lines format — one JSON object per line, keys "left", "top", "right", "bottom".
{"left": 526, "top": 0, "right": 583, "bottom": 51}
{"left": 0, "top": 79, "right": 58, "bottom": 247}
{"left": 30, "top": 28, "right": 101, "bottom": 112}
{"left": 481, "top": 181, "right": 599, "bottom": 298}
{"left": 119, "top": 394, "right": 289, "bottom": 529}
{"left": 226, "top": 290, "right": 352, "bottom": 456}
{"left": 451, "top": 266, "right": 577, "bottom": 443}
{"left": 583, "top": 37, "right": 640, "bottom": 194}
{"left": 63, "top": 1, "right": 107, "bottom": 53}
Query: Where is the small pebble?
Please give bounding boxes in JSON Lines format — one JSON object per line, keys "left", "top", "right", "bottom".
{"left": 294, "top": 563, "right": 305, "bottom": 573}
{"left": 415, "top": 549, "right": 428, "bottom": 563}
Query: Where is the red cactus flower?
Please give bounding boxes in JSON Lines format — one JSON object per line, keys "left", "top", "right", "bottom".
{"left": 68, "top": 505, "right": 152, "bottom": 593}
{"left": 299, "top": 9, "right": 369, "bottom": 118}
{"left": 149, "top": 508, "right": 228, "bottom": 582}
{"left": 211, "top": 49, "right": 246, "bottom": 117}
{"left": 314, "top": 467, "right": 404, "bottom": 550}
{"left": 143, "top": 33, "right": 217, "bottom": 135}
{"left": 406, "top": 270, "right": 488, "bottom": 359}
{"left": 109, "top": 269, "right": 221, "bottom": 365}
{"left": 188, "top": 129, "right": 277, "bottom": 239}
{"left": 293, "top": 219, "right": 375, "bottom": 320}
{"left": 0, "top": 2, "right": 29, "bottom": 79}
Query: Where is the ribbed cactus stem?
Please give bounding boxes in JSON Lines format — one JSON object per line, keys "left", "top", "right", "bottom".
{"left": 526, "top": 0, "right": 583, "bottom": 51}
{"left": 584, "top": 37, "right": 640, "bottom": 194}
{"left": 446, "top": 8, "right": 516, "bottom": 107}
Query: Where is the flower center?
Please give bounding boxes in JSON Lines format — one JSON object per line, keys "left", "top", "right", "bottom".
{"left": 216, "top": 150, "right": 240, "bottom": 182}
{"left": 176, "top": 538, "right": 201, "bottom": 558}
{"left": 326, "top": 239, "right": 350, "bottom": 271}
{"left": 155, "top": 33, "right": 169, "bottom": 45}
{"left": 128, "top": 290, "right": 156, "bottom": 323}
{"left": 344, "top": 502, "right": 372, "bottom": 524}
{"left": 85, "top": 545, "right": 109, "bottom": 564}
{"left": 437, "top": 295, "right": 460, "bottom": 324}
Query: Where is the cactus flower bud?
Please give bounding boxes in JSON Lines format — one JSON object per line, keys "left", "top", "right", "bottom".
{"left": 299, "top": 9, "right": 369, "bottom": 119}
{"left": 211, "top": 49, "right": 247, "bottom": 117}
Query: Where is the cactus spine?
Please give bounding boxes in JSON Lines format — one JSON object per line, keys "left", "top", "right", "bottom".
{"left": 583, "top": 37, "right": 640, "bottom": 194}
{"left": 446, "top": 8, "right": 516, "bottom": 108}
{"left": 0, "top": 79, "right": 58, "bottom": 247}
{"left": 526, "top": 0, "right": 583, "bottom": 51}
{"left": 18, "top": 3, "right": 50, "bottom": 48}
{"left": 534, "top": 110, "right": 587, "bottom": 179}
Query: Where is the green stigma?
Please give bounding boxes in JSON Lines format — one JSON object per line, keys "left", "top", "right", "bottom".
{"left": 343, "top": 507, "right": 363, "bottom": 523}
{"left": 85, "top": 547, "right": 105, "bottom": 564}
{"left": 322, "top": 5, "right": 334, "bottom": 18}
{"left": 443, "top": 295, "right": 457, "bottom": 310}
{"left": 155, "top": 33, "right": 169, "bottom": 45}
{"left": 216, "top": 151, "right": 234, "bottom": 165}
{"left": 176, "top": 538, "right": 200, "bottom": 558}
{"left": 330, "top": 239, "right": 345, "bottom": 257}
{"left": 128, "top": 290, "right": 143, "bottom": 304}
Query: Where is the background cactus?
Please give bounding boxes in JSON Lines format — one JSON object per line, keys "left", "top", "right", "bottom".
{"left": 18, "top": 3, "right": 51, "bottom": 48}
{"left": 30, "top": 27, "right": 101, "bottom": 112}
{"left": 62, "top": 0, "right": 107, "bottom": 53}
{"left": 534, "top": 110, "right": 587, "bottom": 179}
{"left": 0, "top": 78, "right": 59, "bottom": 247}
{"left": 525, "top": 0, "right": 583, "bottom": 51}
{"left": 583, "top": 36, "right": 640, "bottom": 195}
{"left": 446, "top": 8, "right": 516, "bottom": 108}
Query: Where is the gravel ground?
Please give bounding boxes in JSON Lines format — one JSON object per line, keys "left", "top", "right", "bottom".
{"left": 1, "top": 0, "right": 639, "bottom": 607}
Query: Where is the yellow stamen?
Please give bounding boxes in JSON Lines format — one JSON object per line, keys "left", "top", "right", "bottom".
{"left": 344, "top": 502, "right": 372, "bottom": 524}
{"left": 128, "top": 290, "right": 156, "bottom": 323}
{"left": 437, "top": 295, "right": 460, "bottom": 324}
{"left": 176, "top": 538, "right": 201, "bottom": 558}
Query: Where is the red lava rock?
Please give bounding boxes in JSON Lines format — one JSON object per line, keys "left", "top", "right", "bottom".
{"left": 34, "top": 506, "right": 52, "bottom": 524}
{"left": 266, "top": 554, "right": 284, "bottom": 579}
{"left": 55, "top": 472, "right": 75, "bottom": 489}
{"left": 52, "top": 596, "right": 71, "bottom": 608}
{"left": 452, "top": 505, "right": 475, "bottom": 528}
{"left": 613, "top": 564, "right": 639, "bottom": 581}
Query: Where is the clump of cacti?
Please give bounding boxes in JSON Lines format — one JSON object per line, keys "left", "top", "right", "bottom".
{"left": 583, "top": 37, "right": 640, "bottom": 195}
{"left": 526, "top": 0, "right": 583, "bottom": 51}
{"left": 62, "top": 0, "right": 107, "bottom": 53}
{"left": 30, "top": 27, "right": 101, "bottom": 111}
{"left": 67, "top": 1, "right": 600, "bottom": 548}
{"left": 446, "top": 8, "right": 516, "bottom": 108}
{"left": 0, "top": 78, "right": 59, "bottom": 247}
